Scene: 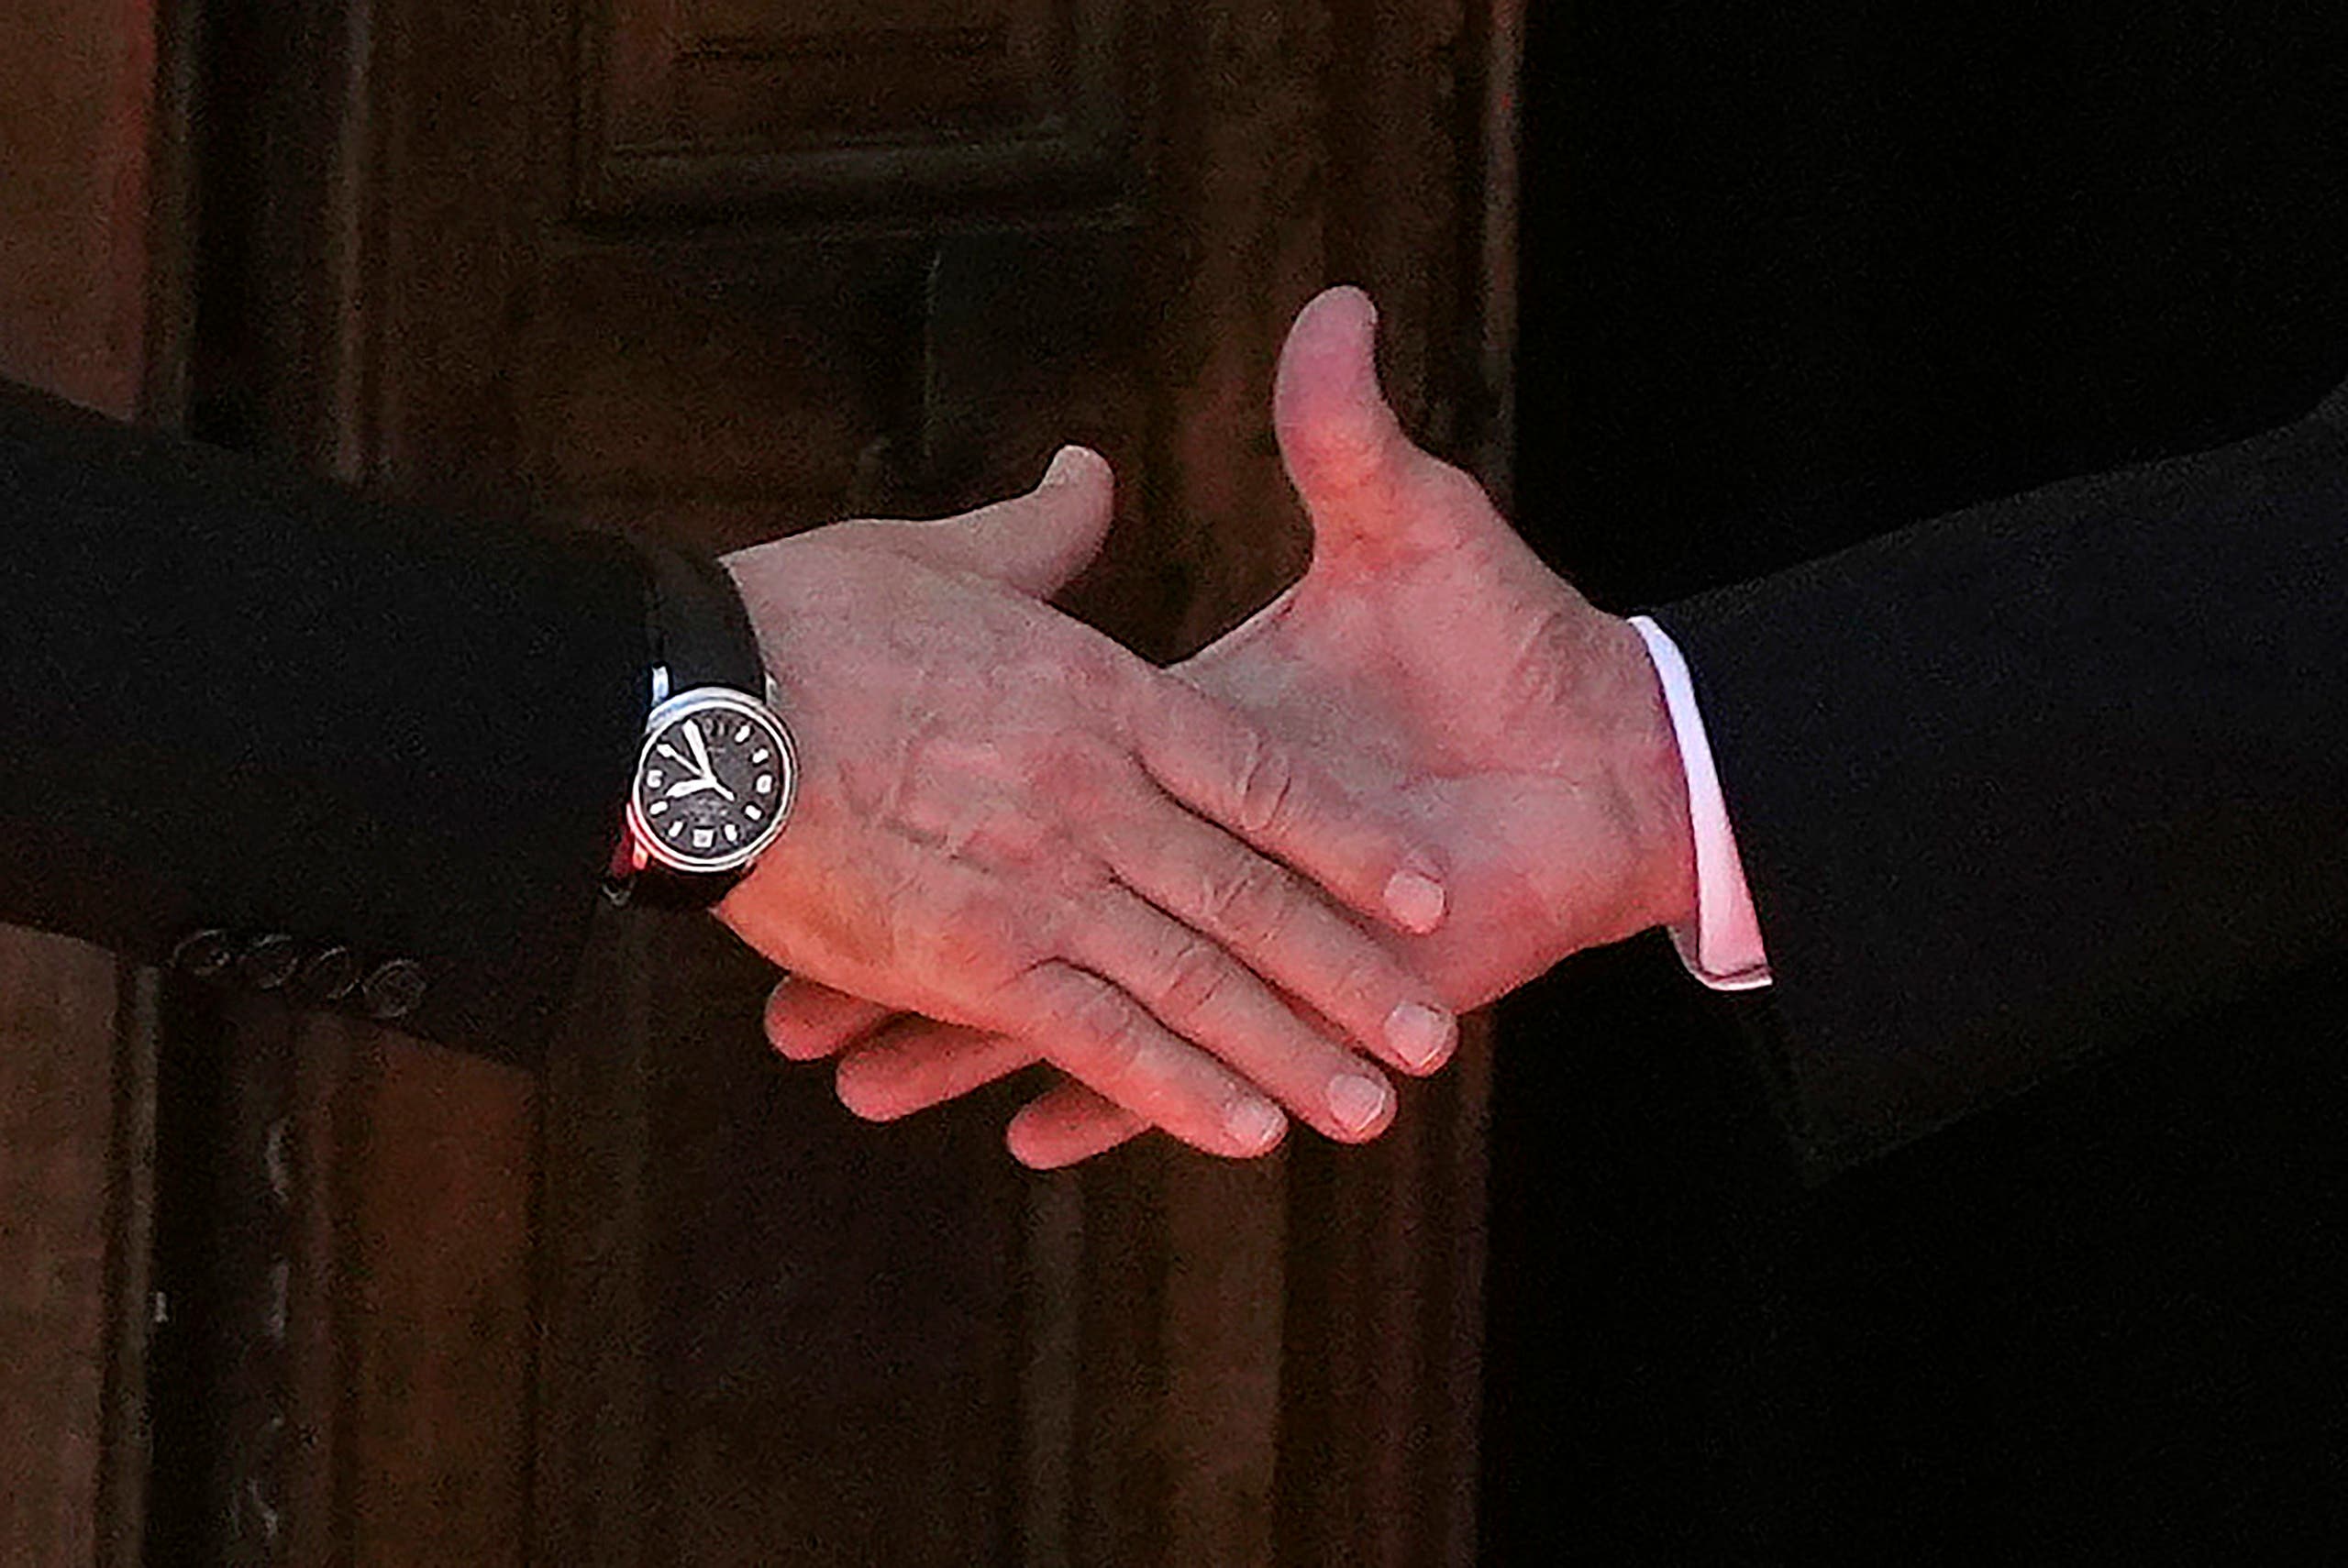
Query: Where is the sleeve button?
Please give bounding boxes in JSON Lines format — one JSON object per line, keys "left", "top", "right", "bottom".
{"left": 239, "top": 934, "right": 304, "bottom": 991}
{"left": 361, "top": 959, "right": 428, "bottom": 1021}
{"left": 296, "top": 946, "right": 361, "bottom": 1003}
{"left": 171, "top": 929, "right": 235, "bottom": 979}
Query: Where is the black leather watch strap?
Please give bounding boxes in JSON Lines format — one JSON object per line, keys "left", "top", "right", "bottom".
{"left": 637, "top": 536, "right": 768, "bottom": 702}
{"left": 613, "top": 537, "right": 772, "bottom": 911}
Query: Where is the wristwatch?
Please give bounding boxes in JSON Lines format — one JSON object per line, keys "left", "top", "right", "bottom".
{"left": 609, "top": 541, "right": 799, "bottom": 906}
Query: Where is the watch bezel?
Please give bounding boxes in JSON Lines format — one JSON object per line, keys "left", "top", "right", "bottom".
{"left": 626, "top": 686, "right": 798, "bottom": 875}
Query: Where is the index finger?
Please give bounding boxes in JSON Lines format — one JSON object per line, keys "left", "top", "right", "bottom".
{"left": 1126, "top": 672, "right": 1449, "bottom": 938}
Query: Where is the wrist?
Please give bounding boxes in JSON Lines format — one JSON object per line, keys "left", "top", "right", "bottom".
{"left": 606, "top": 535, "right": 793, "bottom": 909}
{"left": 716, "top": 544, "right": 781, "bottom": 680}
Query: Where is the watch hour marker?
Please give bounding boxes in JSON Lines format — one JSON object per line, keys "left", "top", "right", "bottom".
{"left": 648, "top": 801, "right": 668, "bottom": 816}
{"left": 693, "top": 829, "right": 715, "bottom": 850}
{"left": 667, "top": 821, "right": 683, "bottom": 839}
{"left": 725, "top": 823, "right": 739, "bottom": 844}
{"left": 752, "top": 748, "right": 771, "bottom": 764}
{"left": 647, "top": 769, "right": 664, "bottom": 788}
{"left": 734, "top": 724, "right": 752, "bottom": 744}
{"left": 745, "top": 803, "right": 762, "bottom": 821}
{"left": 755, "top": 775, "right": 773, "bottom": 794}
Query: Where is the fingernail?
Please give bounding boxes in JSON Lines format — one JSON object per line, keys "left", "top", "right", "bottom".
{"left": 1328, "top": 1073, "right": 1393, "bottom": 1136}
{"left": 1042, "top": 445, "right": 1098, "bottom": 487}
{"left": 1226, "top": 1099, "right": 1286, "bottom": 1154}
{"left": 1384, "top": 1001, "right": 1456, "bottom": 1073}
{"left": 1383, "top": 867, "right": 1447, "bottom": 933}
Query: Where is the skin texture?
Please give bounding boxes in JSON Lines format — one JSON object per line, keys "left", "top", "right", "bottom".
{"left": 761, "top": 287, "right": 1700, "bottom": 1167}
{"left": 712, "top": 443, "right": 1462, "bottom": 1159}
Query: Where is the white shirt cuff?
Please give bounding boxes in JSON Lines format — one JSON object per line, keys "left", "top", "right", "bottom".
{"left": 1628, "top": 616, "right": 1773, "bottom": 992}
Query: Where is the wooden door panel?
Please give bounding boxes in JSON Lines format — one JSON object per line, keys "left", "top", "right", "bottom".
{"left": 640, "top": 921, "right": 1028, "bottom": 1562}
{"left": 581, "top": 0, "right": 1130, "bottom": 215}
{"left": 518, "top": 226, "right": 1149, "bottom": 560}
{"left": 0, "top": 1, "right": 182, "bottom": 1561}
{"left": 520, "top": 237, "right": 914, "bottom": 539}
{"left": 343, "top": 1042, "right": 540, "bottom": 1568}
{"left": 0, "top": 933, "right": 121, "bottom": 1568}
{"left": 0, "top": 0, "right": 161, "bottom": 414}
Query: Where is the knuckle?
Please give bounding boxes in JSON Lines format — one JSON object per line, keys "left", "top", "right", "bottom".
{"left": 962, "top": 810, "right": 1052, "bottom": 867}
{"left": 1024, "top": 733, "right": 1119, "bottom": 809}
{"left": 1155, "top": 936, "right": 1235, "bottom": 1024}
{"left": 1064, "top": 639, "right": 1129, "bottom": 706}
{"left": 1197, "top": 856, "right": 1292, "bottom": 947}
{"left": 1229, "top": 731, "right": 1301, "bottom": 836}
{"left": 1332, "top": 949, "right": 1401, "bottom": 1021}
{"left": 1020, "top": 639, "right": 1124, "bottom": 725}
{"left": 1063, "top": 979, "right": 1147, "bottom": 1078}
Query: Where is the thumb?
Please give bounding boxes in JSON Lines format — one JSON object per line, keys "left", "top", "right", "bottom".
{"left": 883, "top": 445, "right": 1115, "bottom": 598}
{"left": 1274, "top": 287, "right": 1445, "bottom": 568}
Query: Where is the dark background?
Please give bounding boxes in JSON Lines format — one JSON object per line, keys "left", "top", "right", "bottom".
{"left": 1486, "top": 1, "right": 2348, "bottom": 1558}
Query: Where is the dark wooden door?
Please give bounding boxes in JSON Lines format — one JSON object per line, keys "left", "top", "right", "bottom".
{"left": 0, "top": 1, "right": 187, "bottom": 1561}
{"left": 15, "top": 1, "right": 1522, "bottom": 1562}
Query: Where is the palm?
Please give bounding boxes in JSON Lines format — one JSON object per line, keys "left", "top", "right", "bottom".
{"left": 1176, "top": 514, "right": 1666, "bottom": 1012}
{"left": 1172, "top": 285, "right": 1684, "bottom": 1010}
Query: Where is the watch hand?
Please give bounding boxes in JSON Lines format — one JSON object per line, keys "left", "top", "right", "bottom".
{"left": 682, "top": 720, "right": 716, "bottom": 779}
{"left": 681, "top": 718, "right": 743, "bottom": 803}
{"left": 665, "top": 777, "right": 741, "bottom": 803}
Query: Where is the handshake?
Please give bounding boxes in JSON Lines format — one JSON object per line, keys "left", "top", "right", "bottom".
{"left": 709, "top": 288, "right": 1700, "bottom": 1167}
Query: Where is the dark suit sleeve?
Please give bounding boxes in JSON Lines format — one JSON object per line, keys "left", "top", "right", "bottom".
{"left": 0, "top": 379, "right": 652, "bottom": 1067}
{"left": 1652, "top": 378, "right": 2348, "bottom": 1174}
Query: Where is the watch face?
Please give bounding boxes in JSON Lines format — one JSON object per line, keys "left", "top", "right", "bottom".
{"left": 627, "top": 688, "right": 798, "bottom": 874}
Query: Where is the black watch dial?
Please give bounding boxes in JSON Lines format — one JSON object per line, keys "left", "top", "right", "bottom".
{"left": 627, "top": 689, "right": 797, "bottom": 874}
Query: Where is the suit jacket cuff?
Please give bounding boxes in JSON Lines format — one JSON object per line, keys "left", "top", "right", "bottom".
{"left": 0, "top": 379, "right": 655, "bottom": 1068}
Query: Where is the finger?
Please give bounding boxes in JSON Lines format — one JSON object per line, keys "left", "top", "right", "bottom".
{"left": 996, "top": 960, "right": 1290, "bottom": 1160}
{"left": 764, "top": 977, "right": 899, "bottom": 1060}
{"left": 1067, "top": 886, "right": 1399, "bottom": 1144}
{"left": 834, "top": 1018, "right": 1040, "bottom": 1122}
{"left": 1007, "top": 1080, "right": 1150, "bottom": 1169}
{"left": 864, "top": 445, "right": 1114, "bottom": 596}
{"left": 1089, "top": 746, "right": 1460, "bottom": 1077}
{"left": 1131, "top": 671, "right": 1450, "bottom": 937}
{"left": 1272, "top": 286, "right": 1449, "bottom": 567}
{"left": 836, "top": 976, "right": 1365, "bottom": 1122}
{"left": 836, "top": 1018, "right": 1045, "bottom": 1120}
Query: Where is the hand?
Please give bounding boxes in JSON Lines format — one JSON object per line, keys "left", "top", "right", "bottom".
{"left": 764, "top": 287, "right": 1699, "bottom": 1166}
{"left": 713, "top": 444, "right": 1462, "bottom": 1160}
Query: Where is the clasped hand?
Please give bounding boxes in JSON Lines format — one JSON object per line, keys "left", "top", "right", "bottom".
{"left": 718, "top": 288, "right": 1699, "bottom": 1165}
{"left": 712, "top": 439, "right": 1460, "bottom": 1160}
